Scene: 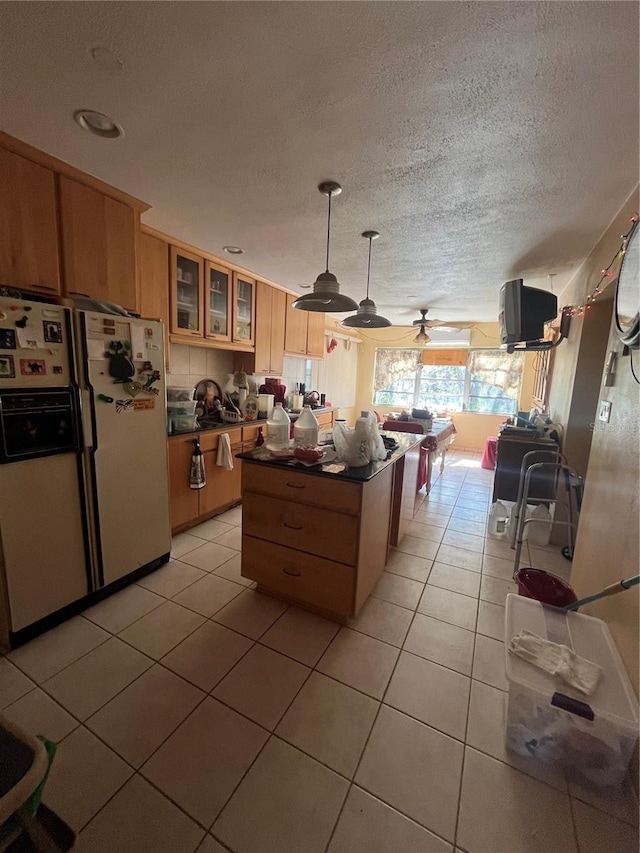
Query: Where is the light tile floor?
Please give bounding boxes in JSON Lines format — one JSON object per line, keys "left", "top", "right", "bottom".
{"left": 1, "top": 449, "right": 638, "bottom": 852}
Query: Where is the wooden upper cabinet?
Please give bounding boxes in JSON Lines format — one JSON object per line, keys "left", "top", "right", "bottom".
{"left": 205, "top": 260, "right": 232, "bottom": 342}
{"left": 254, "top": 282, "right": 286, "bottom": 374}
{"left": 139, "top": 231, "right": 170, "bottom": 363}
{"left": 0, "top": 146, "right": 60, "bottom": 294}
{"left": 306, "top": 311, "right": 325, "bottom": 358}
{"left": 254, "top": 281, "right": 273, "bottom": 374}
{"left": 59, "top": 176, "right": 139, "bottom": 312}
{"left": 170, "top": 246, "right": 204, "bottom": 338}
{"left": 285, "top": 294, "right": 308, "bottom": 355}
{"left": 232, "top": 272, "right": 255, "bottom": 347}
{"left": 269, "top": 287, "right": 286, "bottom": 374}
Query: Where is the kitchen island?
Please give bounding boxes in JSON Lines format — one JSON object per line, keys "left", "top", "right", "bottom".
{"left": 238, "top": 432, "right": 423, "bottom": 621}
{"left": 166, "top": 408, "right": 338, "bottom": 532}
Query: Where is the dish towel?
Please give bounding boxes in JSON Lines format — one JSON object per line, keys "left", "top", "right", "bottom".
{"left": 217, "top": 433, "right": 234, "bottom": 471}
{"left": 508, "top": 630, "right": 602, "bottom": 696}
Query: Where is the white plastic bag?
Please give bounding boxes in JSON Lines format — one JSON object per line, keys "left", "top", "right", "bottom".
{"left": 333, "top": 411, "right": 386, "bottom": 467}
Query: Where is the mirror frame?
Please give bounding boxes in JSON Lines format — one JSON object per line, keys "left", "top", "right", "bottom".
{"left": 615, "top": 218, "right": 639, "bottom": 349}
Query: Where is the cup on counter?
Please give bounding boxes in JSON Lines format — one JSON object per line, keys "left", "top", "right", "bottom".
{"left": 258, "top": 393, "right": 275, "bottom": 419}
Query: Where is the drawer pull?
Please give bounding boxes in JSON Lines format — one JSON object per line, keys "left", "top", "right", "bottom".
{"left": 285, "top": 482, "right": 305, "bottom": 490}
{"left": 283, "top": 521, "right": 303, "bottom": 530}
{"left": 283, "top": 567, "right": 301, "bottom": 577}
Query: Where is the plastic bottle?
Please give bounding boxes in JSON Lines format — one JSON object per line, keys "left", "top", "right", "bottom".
{"left": 488, "top": 500, "right": 508, "bottom": 535}
{"left": 510, "top": 503, "right": 534, "bottom": 540}
{"left": 266, "top": 402, "right": 291, "bottom": 451}
{"left": 293, "top": 405, "right": 319, "bottom": 448}
{"left": 528, "top": 504, "right": 552, "bottom": 545}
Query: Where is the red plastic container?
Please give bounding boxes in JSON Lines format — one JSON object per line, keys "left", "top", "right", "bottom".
{"left": 514, "top": 568, "right": 578, "bottom": 608}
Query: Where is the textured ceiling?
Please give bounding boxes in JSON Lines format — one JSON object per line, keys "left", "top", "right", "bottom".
{"left": 0, "top": 1, "right": 638, "bottom": 323}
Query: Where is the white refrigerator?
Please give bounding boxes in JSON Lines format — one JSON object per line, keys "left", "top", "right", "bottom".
{"left": 75, "top": 308, "right": 171, "bottom": 590}
{"left": 0, "top": 296, "right": 170, "bottom": 644}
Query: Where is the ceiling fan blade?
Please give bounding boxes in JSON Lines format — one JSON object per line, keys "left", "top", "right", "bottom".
{"left": 425, "top": 322, "right": 476, "bottom": 331}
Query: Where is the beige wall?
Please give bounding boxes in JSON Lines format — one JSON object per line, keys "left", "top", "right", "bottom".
{"left": 354, "top": 323, "right": 537, "bottom": 450}
{"left": 547, "top": 187, "right": 639, "bottom": 705}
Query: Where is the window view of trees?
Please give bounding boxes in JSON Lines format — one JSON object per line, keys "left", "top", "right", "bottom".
{"left": 373, "top": 349, "right": 524, "bottom": 415}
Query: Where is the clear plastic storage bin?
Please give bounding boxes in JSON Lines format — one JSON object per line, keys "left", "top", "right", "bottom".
{"left": 504, "top": 593, "right": 639, "bottom": 786}
{"left": 167, "top": 387, "right": 195, "bottom": 402}
{"left": 168, "top": 414, "right": 198, "bottom": 434}
{"left": 167, "top": 400, "right": 198, "bottom": 416}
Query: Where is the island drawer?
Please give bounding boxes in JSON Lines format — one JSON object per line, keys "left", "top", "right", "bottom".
{"left": 242, "top": 534, "right": 354, "bottom": 616}
{"left": 242, "top": 462, "right": 361, "bottom": 515}
{"left": 243, "top": 492, "right": 358, "bottom": 565}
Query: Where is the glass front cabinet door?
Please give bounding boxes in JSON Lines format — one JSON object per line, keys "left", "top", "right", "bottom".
{"left": 170, "top": 247, "right": 203, "bottom": 337}
{"left": 232, "top": 272, "right": 255, "bottom": 346}
{"left": 204, "top": 261, "right": 232, "bottom": 342}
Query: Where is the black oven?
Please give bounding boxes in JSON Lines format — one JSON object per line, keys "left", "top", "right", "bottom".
{"left": 0, "top": 389, "right": 80, "bottom": 463}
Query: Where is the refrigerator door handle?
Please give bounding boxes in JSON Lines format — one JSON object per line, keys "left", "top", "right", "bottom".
{"left": 79, "top": 388, "right": 95, "bottom": 450}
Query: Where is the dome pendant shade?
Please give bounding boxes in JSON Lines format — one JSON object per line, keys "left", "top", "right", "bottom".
{"left": 293, "top": 271, "right": 358, "bottom": 312}
{"left": 341, "top": 230, "right": 391, "bottom": 328}
{"left": 342, "top": 298, "right": 392, "bottom": 327}
{"left": 293, "top": 181, "right": 358, "bottom": 313}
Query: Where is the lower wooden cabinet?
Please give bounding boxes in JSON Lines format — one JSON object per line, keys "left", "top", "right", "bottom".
{"left": 199, "top": 444, "right": 243, "bottom": 516}
{"left": 168, "top": 435, "right": 199, "bottom": 531}
{"left": 168, "top": 427, "right": 243, "bottom": 532}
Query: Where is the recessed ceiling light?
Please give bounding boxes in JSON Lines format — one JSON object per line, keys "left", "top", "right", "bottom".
{"left": 74, "top": 109, "right": 123, "bottom": 139}
{"left": 222, "top": 246, "right": 244, "bottom": 255}
{"left": 407, "top": 294, "right": 417, "bottom": 300}
{"left": 298, "top": 284, "right": 312, "bottom": 289}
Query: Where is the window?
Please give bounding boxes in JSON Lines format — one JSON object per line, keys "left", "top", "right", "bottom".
{"left": 373, "top": 348, "right": 525, "bottom": 415}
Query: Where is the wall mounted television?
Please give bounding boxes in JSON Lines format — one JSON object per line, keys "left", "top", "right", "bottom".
{"left": 499, "top": 279, "right": 558, "bottom": 347}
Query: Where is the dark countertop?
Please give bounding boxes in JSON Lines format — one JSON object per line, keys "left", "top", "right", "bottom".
{"left": 236, "top": 431, "right": 424, "bottom": 483}
{"left": 168, "top": 406, "right": 337, "bottom": 438}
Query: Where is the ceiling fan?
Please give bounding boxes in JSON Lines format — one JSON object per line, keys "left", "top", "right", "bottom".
{"left": 411, "top": 309, "right": 474, "bottom": 343}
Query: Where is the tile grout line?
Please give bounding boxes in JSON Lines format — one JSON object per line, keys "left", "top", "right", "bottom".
{"left": 11, "top": 475, "right": 625, "bottom": 847}
{"left": 322, "top": 603, "right": 422, "bottom": 853}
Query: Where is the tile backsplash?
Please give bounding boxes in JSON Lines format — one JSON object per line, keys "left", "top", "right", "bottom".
{"left": 166, "top": 346, "right": 311, "bottom": 402}
{"left": 166, "top": 343, "right": 234, "bottom": 392}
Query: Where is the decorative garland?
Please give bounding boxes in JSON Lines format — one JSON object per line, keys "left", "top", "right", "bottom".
{"left": 566, "top": 213, "right": 639, "bottom": 317}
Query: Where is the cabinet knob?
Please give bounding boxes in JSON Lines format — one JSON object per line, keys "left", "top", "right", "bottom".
{"left": 283, "top": 567, "right": 301, "bottom": 577}
{"left": 283, "top": 521, "right": 303, "bottom": 530}
{"left": 285, "top": 482, "right": 305, "bottom": 490}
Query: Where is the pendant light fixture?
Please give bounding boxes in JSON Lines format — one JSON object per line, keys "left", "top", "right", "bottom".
{"left": 342, "top": 231, "right": 391, "bottom": 328}
{"left": 293, "top": 182, "right": 358, "bottom": 313}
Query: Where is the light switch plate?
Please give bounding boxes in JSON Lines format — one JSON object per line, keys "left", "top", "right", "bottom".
{"left": 598, "top": 400, "right": 612, "bottom": 423}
